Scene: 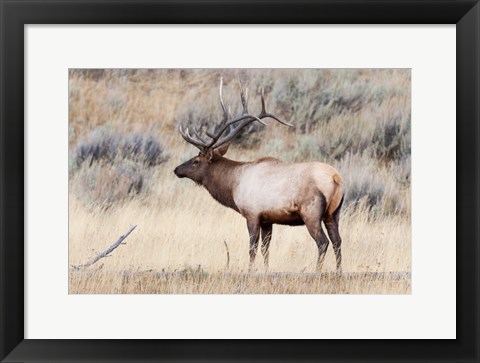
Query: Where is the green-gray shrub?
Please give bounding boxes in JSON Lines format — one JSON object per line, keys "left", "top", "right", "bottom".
{"left": 74, "top": 159, "right": 151, "bottom": 209}
{"left": 337, "top": 153, "right": 408, "bottom": 216}
{"left": 73, "top": 125, "right": 168, "bottom": 169}
{"left": 71, "top": 125, "right": 167, "bottom": 208}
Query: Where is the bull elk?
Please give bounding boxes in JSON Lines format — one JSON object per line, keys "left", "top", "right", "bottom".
{"left": 174, "top": 79, "right": 344, "bottom": 272}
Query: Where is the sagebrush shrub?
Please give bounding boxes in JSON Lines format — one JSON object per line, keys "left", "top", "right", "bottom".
{"left": 71, "top": 126, "right": 167, "bottom": 208}
{"left": 73, "top": 126, "right": 168, "bottom": 168}
{"left": 75, "top": 160, "right": 149, "bottom": 208}
{"left": 337, "top": 153, "right": 408, "bottom": 216}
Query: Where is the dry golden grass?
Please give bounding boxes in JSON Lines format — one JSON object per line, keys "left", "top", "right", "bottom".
{"left": 68, "top": 69, "right": 411, "bottom": 294}
{"left": 69, "top": 270, "right": 410, "bottom": 294}
{"left": 69, "top": 158, "right": 411, "bottom": 294}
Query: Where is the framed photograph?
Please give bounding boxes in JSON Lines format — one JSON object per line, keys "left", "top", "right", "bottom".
{"left": 68, "top": 67, "right": 412, "bottom": 295}
{"left": 1, "top": 1, "right": 478, "bottom": 362}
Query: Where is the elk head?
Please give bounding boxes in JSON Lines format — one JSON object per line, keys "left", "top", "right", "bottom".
{"left": 173, "top": 143, "right": 230, "bottom": 183}
{"left": 174, "top": 78, "right": 292, "bottom": 184}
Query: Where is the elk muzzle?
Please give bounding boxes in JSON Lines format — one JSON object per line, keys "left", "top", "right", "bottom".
{"left": 173, "top": 166, "right": 185, "bottom": 178}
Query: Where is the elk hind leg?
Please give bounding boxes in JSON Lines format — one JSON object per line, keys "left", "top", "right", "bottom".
{"left": 261, "top": 224, "right": 272, "bottom": 269}
{"left": 324, "top": 198, "right": 343, "bottom": 273}
{"left": 301, "top": 196, "right": 328, "bottom": 272}
{"left": 314, "top": 227, "right": 330, "bottom": 272}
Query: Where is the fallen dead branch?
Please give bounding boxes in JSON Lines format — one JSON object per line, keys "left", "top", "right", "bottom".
{"left": 71, "top": 225, "right": 137, "bottom": 269}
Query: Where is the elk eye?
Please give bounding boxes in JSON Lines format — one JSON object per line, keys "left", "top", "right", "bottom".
{"left": 193, "top": 160, "right": 199, "bottom": 165}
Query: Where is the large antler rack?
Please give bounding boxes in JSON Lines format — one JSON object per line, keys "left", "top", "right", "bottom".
{"left": 179, "top": 78, "right": 292, "bottom": 154}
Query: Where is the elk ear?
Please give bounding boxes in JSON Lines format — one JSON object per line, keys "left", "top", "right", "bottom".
{"left": 214, "top": 143, "right": 230, "bottom": 156}
{"left": 206, "top": 149, "right": 215, "bottom": 163}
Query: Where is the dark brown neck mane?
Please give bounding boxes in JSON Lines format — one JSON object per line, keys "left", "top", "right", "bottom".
{"left": 202, "top": 157, "right": 244, "bottom": 212}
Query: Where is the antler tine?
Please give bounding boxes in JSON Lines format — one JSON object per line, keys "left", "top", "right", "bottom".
{"left": 192, "top": 128, "right": 208, "bottom": 144}
{"left": 205, "top": 114, "right": 267, "bottom": 147}
{"left": 262, "top": 113, "right": 294, "bottom": 127}
{"left": 259, "top": 87, "right": 294, "bottom": 127}
{"left": 185, "top": 127, "right": 201, "bottom": 144}
{"left": 205, "top": 130, "right": 217, "bottom": 139}
{"left": 260, "top": 87, "right": 266, "bottom": 115}
{"left": 179, "top": 125, "right": 208, "bottom": 151}
{"left": 212, "top": 117, "right": 261, "bottom": 150}
{"left": 240, "top": 86, "right": 248, "bottom": 114}
{"left": 219, "top": 77, "right": 229, "bottom": 122}
{"left": 237, "top": 79, "right": 249, "bottom": 115}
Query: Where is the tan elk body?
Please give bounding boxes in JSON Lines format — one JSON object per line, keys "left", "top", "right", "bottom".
{"left": 174, "top": 79, "right": 344, "bottom": 272}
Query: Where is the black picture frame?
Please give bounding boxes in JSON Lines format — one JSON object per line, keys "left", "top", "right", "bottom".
{"left": 1, "top": 1, "right": 478, "bottom": 362}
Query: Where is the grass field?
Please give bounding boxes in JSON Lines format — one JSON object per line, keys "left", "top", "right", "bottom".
{"left": 68, "top": 69, "right": 411, "bottom": 294}
{"left": 69, "top": 270, "right": 411, "bottom": 294}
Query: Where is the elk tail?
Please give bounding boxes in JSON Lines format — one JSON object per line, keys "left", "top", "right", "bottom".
{"left": 327, "top": 173, "right": 344, "bottom": 217}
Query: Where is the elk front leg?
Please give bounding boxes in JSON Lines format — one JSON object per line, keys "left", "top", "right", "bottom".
{"left": 247, "top": 219, "right": 260, "bottom": 272}
{"left": 261, "top": 224, "right": 273, "bottom": 269}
